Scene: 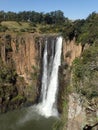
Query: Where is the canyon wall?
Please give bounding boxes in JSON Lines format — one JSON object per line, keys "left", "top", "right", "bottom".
{"left": 62, "top": 38, "right": 82, "bottom": 66}
{"left": 0, "top": 33, "right": 42, "bottom": 112}
{"left": 0, "top": 33, "right": 59, "bottom": 113}
{"left": 0, "top": 32, "right": 83, "bottom": 114}
{"left": 0, "top": 33, "right": 39, "bottom": 82}
{"left": 0, "top": 33, "right": 97, "bottom": 130}
{"left": 11, "top": 34, "right": 39, "bottom": 83}
{"left": 61, "top": 39, "right": 98, "bottom": 130}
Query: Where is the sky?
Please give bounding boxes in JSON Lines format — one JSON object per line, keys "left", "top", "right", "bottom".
{"left": 0, "top": 0, "right": 98, "bottom": 20}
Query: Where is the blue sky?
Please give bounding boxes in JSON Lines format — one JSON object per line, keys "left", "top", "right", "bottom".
{"left": 0, "top": 0, "right": 98, "bottom": 20}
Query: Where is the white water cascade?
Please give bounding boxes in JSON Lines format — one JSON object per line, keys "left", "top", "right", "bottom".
{"left": 37, "top": 36, "right": 62, "bottom": 118}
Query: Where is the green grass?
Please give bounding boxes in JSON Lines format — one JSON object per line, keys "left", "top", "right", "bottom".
{"left": 0, "top": 21, "right": 63, "bottom": 35}
{"left": 1, "top": 21, "right": 37, "bottom": 32}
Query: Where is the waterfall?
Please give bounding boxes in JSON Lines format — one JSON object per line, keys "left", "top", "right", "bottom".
{"left": 37, "top": 36, "right": 62, "bottom": 118}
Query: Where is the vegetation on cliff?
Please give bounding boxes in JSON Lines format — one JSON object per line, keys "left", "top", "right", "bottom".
{"left": 0, "top": 58, "right": 26, "bottom": 112}
{"left": 0, "top": 33, "right": 40, "bottom": 113}
{"left": 67, "top": 42, "right": 98, "bottom": 129}
{"left": 72, "top": 44, "right": 98, "bottom": 99}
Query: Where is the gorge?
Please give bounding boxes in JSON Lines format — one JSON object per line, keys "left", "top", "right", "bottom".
{"left": 0, "top": 32, "right": 98, "bottom": 130}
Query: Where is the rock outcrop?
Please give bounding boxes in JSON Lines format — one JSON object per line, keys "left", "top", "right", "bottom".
{"left": 62, "top": 38, "right": 82, "bottom": 66}
{"left": 61, "top": 38, "right": 98, "bottom": 130}
{"left": 67, "top": 93, "right": 86, "bottom": 130}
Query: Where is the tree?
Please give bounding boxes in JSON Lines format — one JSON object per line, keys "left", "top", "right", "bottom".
{"left": 0, "top": 11, "right": 5, "bottom": 22}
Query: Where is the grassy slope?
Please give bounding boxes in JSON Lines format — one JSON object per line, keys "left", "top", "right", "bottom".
{"left": 1, "top": 21, "right": 37, "bottom": 32}
{"left": 0, "top": 21, "right": 63, "bottom": 35}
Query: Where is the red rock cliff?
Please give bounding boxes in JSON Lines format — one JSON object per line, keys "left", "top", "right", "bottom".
{"left": 63, "top": 38, "right": 82, "bottom": 65}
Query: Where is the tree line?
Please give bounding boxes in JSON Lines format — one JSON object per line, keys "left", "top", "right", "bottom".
{"left": 0, "top": 10, "right": 68, "bottom": 24}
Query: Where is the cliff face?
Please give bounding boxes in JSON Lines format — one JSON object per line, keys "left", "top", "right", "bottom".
{"left": 62, "top": 38, "right": 82, "bottom": 66}
{"left": 0, "top": 33, "right": 42, "bottom": 112}
{"left": 67, "top": 93, "right": 98, "bottom": 130}
{"left": 67, "top": 93, "right": 86, "bottom": 130}
{"left": 61, "top": 39, "right": 98, "bottom": 130}
{"left": 56, "top": 38, "right": 84, "bottom": 129}
{"left": 11, "top": 34, "right": 38, "bottom": 83}
{"left": 0, "top": 33, "right": 40, "bottom": 83}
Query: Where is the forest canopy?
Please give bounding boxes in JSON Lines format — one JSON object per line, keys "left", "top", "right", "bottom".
{"left": 0, "top": 10, "right": 66, "bottom": 24}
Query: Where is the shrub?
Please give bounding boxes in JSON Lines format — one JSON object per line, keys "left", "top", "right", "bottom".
{"left": 72, "top": 44, "right": 98, "bottom": 99}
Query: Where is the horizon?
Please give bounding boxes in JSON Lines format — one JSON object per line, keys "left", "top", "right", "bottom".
{"left": 0, "top": 9, "right": 98, "bottom": 21}
{"left": 0, "top": 0, "right": 98, "bottom": 20}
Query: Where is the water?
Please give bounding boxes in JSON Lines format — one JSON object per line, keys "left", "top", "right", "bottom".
{"left": 0, "top": 106, "right": 58, "bottom": 130}
{"left": 37, "top": 36, "right": 62, "bottom": 118}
